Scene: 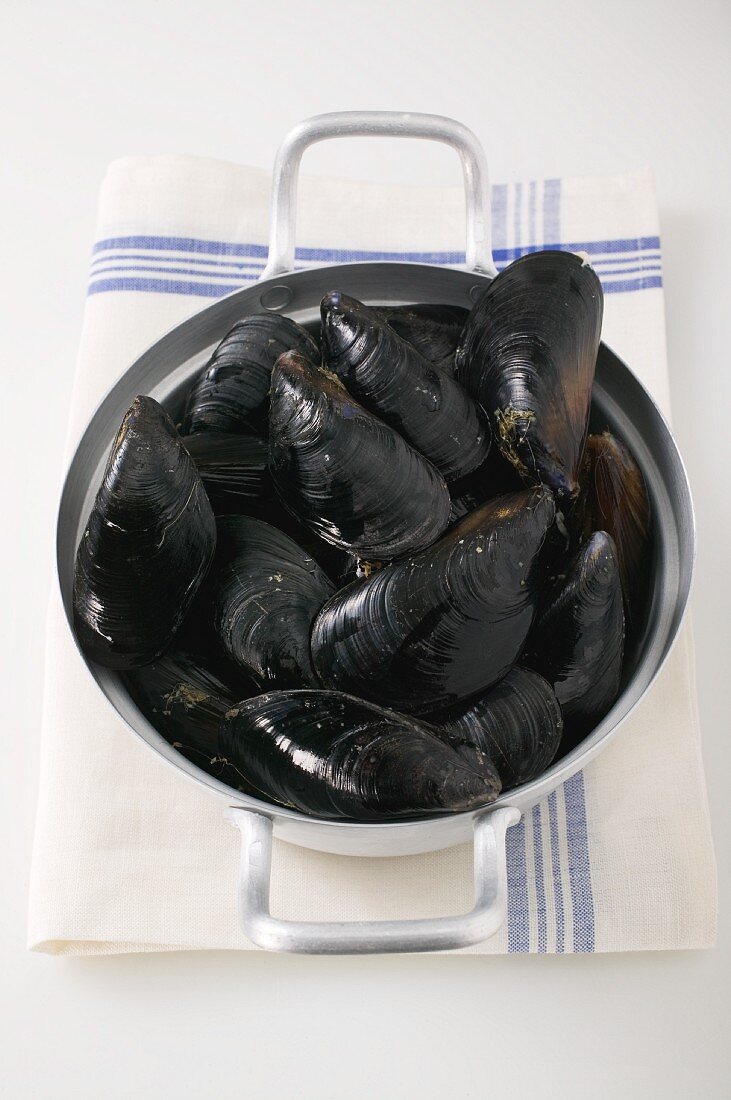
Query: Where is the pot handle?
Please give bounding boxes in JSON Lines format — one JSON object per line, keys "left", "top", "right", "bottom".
{"left": 261, "top": 111, "right": 497, "bottom": 281}
{"left": 226, "top": 806, "right": 520, "bottom": 955}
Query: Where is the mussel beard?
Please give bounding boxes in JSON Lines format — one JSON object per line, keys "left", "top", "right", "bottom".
{"left": 311, "top": 487, "right": 556, "bottom": 715}
{"left": 456, "top": 250, "right": 603, "bottom": 503}
{"left": 73, "top": 396, "right": 216, "bottom": 669}
{"left": 219, "top": 690, "right": 501, "bottom": 821}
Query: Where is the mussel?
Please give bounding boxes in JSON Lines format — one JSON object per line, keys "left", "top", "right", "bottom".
{"left": 182, "top": 432, "right": 270, "bottom": 515}
{"left": 219, "top": 690, "right": 501, "bottom": 820}
{"left": 268, "top": 350, "right": 451, "bottom": 560}
{"left": 376, "top": 303, "right": 468, "bottom": 369}
{"left": 122, "top": 645, "right": 260, "bottom": 792}
{"left": 73, "top": 396, "right": 216, "bottom": 669}
{"left": 456, "top": 250, "right": 603, "bottom": 502}
{"left": 578, "top": 430, "right": 651, "bottom": 619}
{"left": 181, "top": 314, "right": 319, "bottom": 435}
{"left": 210, "top": 516, "right": 335, "bottom": 689}
{"left": 321, "top": 291, "right": 489, "bottom": 480}
{"left": 435, "top": 668, "right": 563, "bottom": 790}
{"left": 311, "top": 488, "right": 556, "bottom": 715}
{"left": 522, "top": 530, "right": 625, "bottom": 736}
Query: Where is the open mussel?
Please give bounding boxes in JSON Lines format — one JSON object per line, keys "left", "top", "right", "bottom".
{"left": 311, "top": 488, "right": 556, "bottom": 715}
{"left": 268, "top": 350, "right": 451, "bottom": 560}
{"left": 182, "top": 432, "right": 270, "bottom": 515}
{"left": 434, "top": 668, "right": 563, "bottom": 790}
{"left": 375, "top": 303, "right": 468, "bottom": 369}
{"left": 321, "top": 291, "right": 489, "bottom": 480}
{"left": 578, "top": 430, "right": 651, "bottom": 620}
{"left": 181, "top": 314, "right": 318, "bottom": 435}
{"left": 522, "top": 530, "right": 624, "bottom": 738}
{"left": 219, "top": 690, "right": 501, "bottom": 820}
{"left": 210, "top": 516, "right": 335, "bottom": 689}
{"left": 73, "top": 396, "right": 216, "bottom": 669}
{"left": 456, "top": 250, "right": 603, "bottom": 503}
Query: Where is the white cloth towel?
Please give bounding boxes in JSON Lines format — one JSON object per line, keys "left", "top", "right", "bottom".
{"left": 28, "top": 156, "right": 717, "bottom": 954}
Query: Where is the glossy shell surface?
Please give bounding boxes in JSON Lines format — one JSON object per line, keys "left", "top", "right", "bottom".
{"left": 268, "top": 350, "right": 451, "bottom": 560}
{"left": 73, "top": 396, "right": 216, "bottom": 669}
{"left": 311, "top": 488, "right": 556, "bottom": 714}
{"left": 579, "top": 430, "right": 651, "bottom": 618}
{"left": 219, "top": 689, "right": 501, "bottom": 821}
{"left": 182, "top": 314, "right": 318, "bottom": 435}
{"left": 210, "top": 515, "right": 335, "bottom": 689}
{"left": 436, "top": 668, "right": 563, "bottom": 789}
{"left": 321, "top": 291, "right": 489, "bottom": 479}
{"left": 523, "top": 530, "right": 625, "bottom": 735}
{"left": 456, "top": 250, "right": 603, "bottom": 502}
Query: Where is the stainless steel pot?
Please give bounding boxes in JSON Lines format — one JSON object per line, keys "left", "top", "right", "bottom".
{"left": 56, "top": 112, "right": 694, "bottom": 954}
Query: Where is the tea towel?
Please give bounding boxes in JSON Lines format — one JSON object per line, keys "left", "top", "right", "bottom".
{"left": 28, "top": 154, "right": 717, "bottom": 954}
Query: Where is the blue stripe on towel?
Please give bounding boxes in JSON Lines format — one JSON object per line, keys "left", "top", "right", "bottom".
{"left": 548, "top": 791, "right": 566, "bottom": 953}
{"left": 87, "top": 276, "right": 259, "bottom": 298}
{"left": 532, "top": 805, "right": 548, "bottom": 953}
{"left": 506, "top": 817, "right": 530, "bottom": 952}
{"left": 90, "top": 264, "right": 256, "bottom": 281}
{"left": 92, "top": 235, "right": 271, "bottom": 258}
{"left": 90, "top": 253, "right": 267, "bottom": 271}
{"left": 513, "top": 181, "right": 523, "bottom": 257}
{"left": 563, "top": 771, "right": 596, "bottom": 952}
{"left": 491, "top": 184, "right": 508, "bottom": 251}
{"left": 544, "top": 179, "right": 562, "bottom": 243}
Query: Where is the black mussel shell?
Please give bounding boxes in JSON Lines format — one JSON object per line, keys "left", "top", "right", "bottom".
{"left": 181, "top": 314, "right": 319, "bottom": 435}
{"left": 522, "top": 531, "right": 624, "bottom": 738}
{"left": 578, "top": 430, "right": 651, "bottom": 620}
{"left": 375, "top": 303, "right": 468, "bottom": 369}
{"left": 73, "top": 396, "right": 216, "bottom": 669}
{"left": 311, "top": 488, "right": 556, "bottom": 715}
{"left": 182, "top": 432, "right": 270, "bottom": 515}
{"left": 456, "top": 250, "right": 603, "bottom": 502}
{"left": 434, "top": 668, "right": 563, "bottom": 790}
{"left": 219, "top": 690, "right": 501, "bottom": 821}
{"left": 268, "top": 350, "right": 451, "bottom": 560}
{"left": 321, "top": 291, "right": 490, "bottom": 480}
{"left": 122, "top": 645, "right": 261, "bottom": 793}
{"left": 210, "top": 516, "right": 335, "bottom": 689}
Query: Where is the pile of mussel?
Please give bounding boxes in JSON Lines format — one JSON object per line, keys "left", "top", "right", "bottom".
{"left": 73, "top": 250, "right": 651, "bottom": 822}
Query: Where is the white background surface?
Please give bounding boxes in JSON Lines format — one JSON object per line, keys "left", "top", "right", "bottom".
{"left": 2, "top": 1, "right": 730, "bottom": 1096}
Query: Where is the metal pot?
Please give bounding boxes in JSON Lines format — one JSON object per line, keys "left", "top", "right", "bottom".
{"left": 56, "top": 112, "right": 694, "bottom": 954}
